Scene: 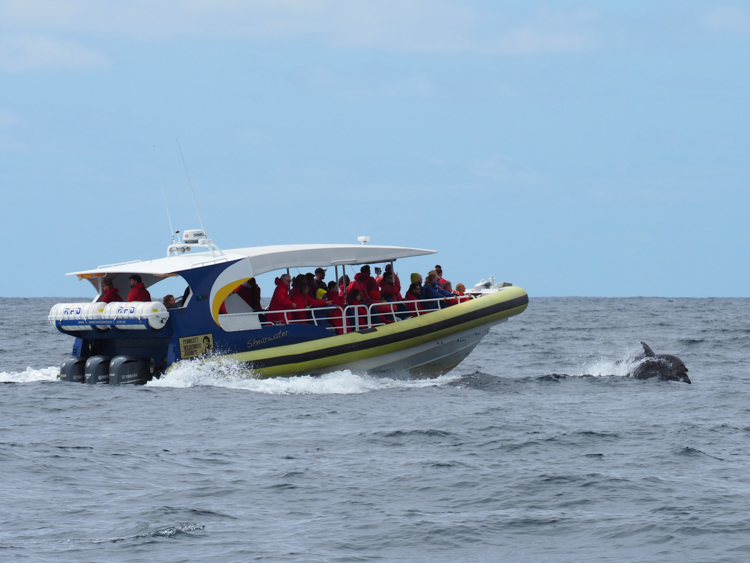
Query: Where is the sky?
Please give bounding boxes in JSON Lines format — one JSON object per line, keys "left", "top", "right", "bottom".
{"left": 1, "top": 0, "right": 749, "bottom": 297}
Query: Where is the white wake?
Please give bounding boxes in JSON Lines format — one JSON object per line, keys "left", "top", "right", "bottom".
{"left": 0, "top": 367, "right": 60, "bottom": 383}
{"left": 572, "top": 343, "right": 645, "bottom": 377}
{"left": 147, "top": 358, "right": 460, "bottom": 394}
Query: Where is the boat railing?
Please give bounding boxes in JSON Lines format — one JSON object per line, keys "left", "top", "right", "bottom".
{"left": 220, "top": 294, "right": 475, "bottom": 333}
{"left": 341, "top": 295, "right": 474, "bottom": 331}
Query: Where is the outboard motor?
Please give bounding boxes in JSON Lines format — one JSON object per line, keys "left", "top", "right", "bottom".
{"left": 84, "top": 356, "right": 111, "bottom": 384}
{"left": 60, "top": 357, "right": 86, "bottom": 383}
{"left": 109, "top": 356, "right": 151, "bottom": 385}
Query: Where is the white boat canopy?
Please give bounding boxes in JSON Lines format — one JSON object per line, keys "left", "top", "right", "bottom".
{"left": 229, "top": 244, "right": 436, "bottom": 277}
{"left": 68, "top": 244, "right": 436, "bottom": 280}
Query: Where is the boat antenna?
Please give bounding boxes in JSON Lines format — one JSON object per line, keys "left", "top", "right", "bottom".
{"left": 153, "top": 146, "right": 176, "bottom": 244}
{"left": 176, "top": 138, "right": 207, "bottom": 237}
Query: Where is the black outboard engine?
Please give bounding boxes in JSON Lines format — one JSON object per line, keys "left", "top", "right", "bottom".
{"left": 60, "top": 357, "right": 86, "bottom": 383}
{"left": 109, "top": 356, "right": 151, "bottom": 385}
{"left": 84, "top": 356, "right": 111, "bottom": 384}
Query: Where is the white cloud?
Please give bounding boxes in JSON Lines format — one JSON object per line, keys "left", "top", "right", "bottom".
{"left": 0, "top": 0, "right": 602, "bottom": 56}
{"left": 0, "top": 34, "right": 109, "bottom": 71}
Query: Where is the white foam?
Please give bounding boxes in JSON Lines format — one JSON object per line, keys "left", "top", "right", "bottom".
{"left": 0, "top": 366, "right": 60, "bottom": 383}
{"left": 147, "top": 358, "right": 460, "bottom": 394}
{"left": 574, "top": 344, "right": 644, "bottom": 377}
{"left": 579, "top": 358, "right": 635, "bottom": 377}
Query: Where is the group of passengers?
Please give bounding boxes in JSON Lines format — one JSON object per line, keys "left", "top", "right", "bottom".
{"left": 98, "top": 275, "right": 152, "bottom": 304}
{"left": 99, "top": 265, "right": 468, "bottom": 332}
{"left": 261, "top": 263, "right": 469, "bottom": 333}
{"left": 99, "top": 275, "right": 186, "bottom": 310}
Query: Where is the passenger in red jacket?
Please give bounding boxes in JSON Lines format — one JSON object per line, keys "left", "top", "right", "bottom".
{"left": 452, "top": 283, "right": 471, "bottom": 305}
{"left": 267, "top": 274, "right": 296, "bottom": 324}
{"left": 289, "top": 283, "right": 329, "bottom": 323}
{"left": 338, "top": 275, "right": 350, "bottom": 297}
{"left": 235, "top": 278, "right": 262, "bottom": 311}
{"left": 378, "top": 271, "right": 403, "bottom": 302}
{"left": 126, "top": 274, "right": 151, "bottom": 302}
{"left": 324, "top": 281, "right": 345, "bottom": 334}
{"left": 345, "top": 289, "right": 369, "bottom": 332}
{"left": 377, "top": 264, "right": 401, "bottom": 290}
{"left": 99, "top": 279, "right": 123, "bottom": 303}
{"left": 443, "top": 281, "right": 459, "bottom": 306}
{"left": 372, "top": 290, "right": 396, "bottom": 324}
{"left": 435, "top": 265, "right": 447, "bottom": 289}
{"left": 404, "top": 282, "right": 424, "bottom": 317}
{"left": 347, "top": 265, "right": 378, "bottom": 303}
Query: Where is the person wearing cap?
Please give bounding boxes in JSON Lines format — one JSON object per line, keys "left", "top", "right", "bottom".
{"left": 127, "top": 274, "right": 151, "bottom": 302}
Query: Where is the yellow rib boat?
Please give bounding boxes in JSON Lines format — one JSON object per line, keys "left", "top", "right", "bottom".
{"left": 50, "top": 236, "right": 528, "bottom": 383}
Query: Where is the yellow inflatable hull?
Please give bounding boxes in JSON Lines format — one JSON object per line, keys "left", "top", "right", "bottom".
{"left": 218, "top": 287, "right": 529, "bottom": 378}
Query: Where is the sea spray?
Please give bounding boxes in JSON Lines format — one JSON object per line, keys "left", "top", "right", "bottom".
{"left": 147, "top": 357, "right": 461, "bottom": 394}
{"left": 0, "top": 366, "right": 59, "bottom": 383}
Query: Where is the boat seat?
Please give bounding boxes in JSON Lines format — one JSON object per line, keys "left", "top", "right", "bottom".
{"left": 218, "top": 293, "right": 262, "bottom": 331}
{"left": 223, "top": 292, "right": 254, "bottom": 314}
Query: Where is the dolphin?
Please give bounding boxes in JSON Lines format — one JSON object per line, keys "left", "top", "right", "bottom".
{"left": 629, "top": 342, "right": 690, "bottom": 384}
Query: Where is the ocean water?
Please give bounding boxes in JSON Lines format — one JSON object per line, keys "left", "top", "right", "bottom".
{"left": 1, "top": 296, "right": 749, "bottom": 562}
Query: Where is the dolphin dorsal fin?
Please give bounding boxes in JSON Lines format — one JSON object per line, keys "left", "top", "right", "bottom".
{"left": 641, "top": 342, "right": 655, "bottom": 357}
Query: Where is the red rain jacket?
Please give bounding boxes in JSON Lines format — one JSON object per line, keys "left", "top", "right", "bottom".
{"left": 373, "top": 301, "right": 396, "bottom": 324}
{"left": 289, "top": 288, "right": 326, "bottom": 322}
{"left": 101, "top": 288, "right": 123, "bottom": 303}
{"left": 347, "top": 272, "right": 378, "bottom": 302}
{"left": 127, "top": 283, "right": 151, "bottom": 302}
{"left": 267, "top": 278, "right": 294, "bottom": 323}
{"left": 235, "top": 283, "right": 262, "bottom": 311}
{"left": 326, "top": 292, "right": 345, "bottom": 334}
{"left": 345, "top": 293, "right": 368, "bottom": 332}
{"left": 377, "top": 279, "right": 403, "bottom": 302}
{"left": 404, "top": 292, "right": 423, "bottom": 317}
{"left": 446, "top": 292, "right": 470, "bottom": 307}
{"left": 378, "top": 274, "right": 401, "bottom": 294}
